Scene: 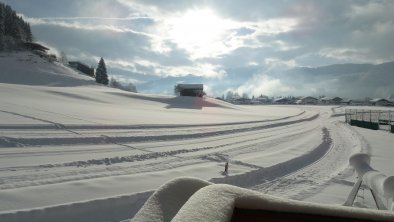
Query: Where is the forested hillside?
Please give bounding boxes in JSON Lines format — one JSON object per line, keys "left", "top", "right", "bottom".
{"left": 0, "top": 2, "right": 33, "bottom": 50}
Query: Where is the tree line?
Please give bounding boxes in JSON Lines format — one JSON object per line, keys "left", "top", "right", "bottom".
{"left": 0, "top": 3, "right": 33, "bottom": 51}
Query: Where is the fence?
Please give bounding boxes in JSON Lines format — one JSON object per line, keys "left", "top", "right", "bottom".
{"left": 345, "top": 109, "right": 394, "bottom": 132}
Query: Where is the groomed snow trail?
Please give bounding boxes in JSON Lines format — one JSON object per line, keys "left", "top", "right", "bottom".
{"left": 0, "top": 103, "right": 362, "bottom": 222}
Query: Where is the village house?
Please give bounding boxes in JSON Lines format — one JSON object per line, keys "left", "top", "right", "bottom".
{"left": 370, "top": 98, "right": 394, "bottom": 106}
{"left": 296, "top": 96, "right": 318, "bottom": 105}
{"left": 23, "top": 42, "right": 56, "bottom": 62}
{"left": 349, "top": 99, "right": 368, "bottom": 106}
{"left": 320, "top": 97, "right": 343, "bottom": 105}
{"left": 274, "top": 97, "right": 291, "bottom": 104}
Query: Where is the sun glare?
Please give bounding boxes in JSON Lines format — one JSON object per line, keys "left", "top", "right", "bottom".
{"left": 166, "top": 9, "right": 232, "bottom": 58}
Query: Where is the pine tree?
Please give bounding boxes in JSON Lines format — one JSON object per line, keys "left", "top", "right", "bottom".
{"left": 0, "top": 4, "right": 5, "bottom": 35}
{"left": 0, "top": 4, "right": 5, "bottom": 50}
{"left": 20, "top": 20, "right": 32, "bottom": 42}
{"left": 95, "top": 57, "right": 109, "bottom": 85}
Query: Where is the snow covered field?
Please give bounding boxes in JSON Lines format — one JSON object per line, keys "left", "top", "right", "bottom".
{"left": 0, "top": 52, "right": 393, "bottom": 222}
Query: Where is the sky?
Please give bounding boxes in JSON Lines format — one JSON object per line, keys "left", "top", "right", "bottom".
{"left": 2, "top": 0, "right": 394, "bottom": 98}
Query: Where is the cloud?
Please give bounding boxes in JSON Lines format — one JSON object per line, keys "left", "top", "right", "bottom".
{"left": 106, "top": 58, "right": 226, "bottom": 78}
{"left": 236, "top": 74, "right": 294, "bottom": 97}
{"left": 23, "top": 15, "right": 157, "bottom": 38}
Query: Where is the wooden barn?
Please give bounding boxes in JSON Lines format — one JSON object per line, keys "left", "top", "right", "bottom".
{"left": 175, "top": 84, "right": 204, "bottom": 97}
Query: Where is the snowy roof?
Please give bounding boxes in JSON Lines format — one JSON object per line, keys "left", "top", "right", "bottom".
{"left": 132, "top": 177, "right": 394, "bottom": 222}
{"left": 23, "top": 42, "right": 49, "bottom": 51}
{"left": 320, "top": 97, "right": 333, "bottom": 101}
{"left": 301, "top": 96, "right": 318, "bottom": 100}
{"left": 370, "top": 98, "right": 389, "bottom": 102}
{"left": 175, "top": 84, "right": 203, "bottom": 89}
{"left": 274, "top": 97, "right": 288, "bottom": 102}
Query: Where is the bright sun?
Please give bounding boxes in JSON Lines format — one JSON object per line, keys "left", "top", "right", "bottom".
{"left": 166, "top": 9, "right": 232, "bottom": 58}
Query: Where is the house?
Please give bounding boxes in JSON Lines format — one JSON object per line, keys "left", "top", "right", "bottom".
{"left": 23, "top": 42, "right": 56, "bottom": 61}
{"left": 297, "top": 96, "right": 318, "bottom": 105}
{"left": 320, "top": 97, "right": 333, "bottom": 104}
{"left": 273, "top": 97, "right": 290, "bottom": 104}
{"left": 370, "top": 98, "right": 394, "bottom": 106}
{"left": 332, "top": 97, "right": 343, "bottom": 104}
{"left": 349, "top": 99, "right": 368, "bottom": 106}
{"left": 340, "top": 99, "right": 351, "bottom": 105}
{"left": 23, "top": 42, "right": 49, "bottom": 52}
{"left": 255, "top": 95, "right": 270, "bottom": 104}
{"left": 175, "top": 84, "right": 204, "bottom": 97}
{"left": 68, "top": 61, "right": 95, "bottom": 77}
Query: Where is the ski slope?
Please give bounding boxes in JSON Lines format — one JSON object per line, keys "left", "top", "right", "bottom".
{"left": 0, "top": 52, "right": 393, "bottom": 222}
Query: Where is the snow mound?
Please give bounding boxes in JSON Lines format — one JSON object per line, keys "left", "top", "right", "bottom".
{"left": 133, "top": 177, "right": 394, "bottom": 222}
{"left": 109, "top": 91, "right": 241, "bottom": 110}
{"left": 0, "top": 51, "right": 96, "bottom": 86}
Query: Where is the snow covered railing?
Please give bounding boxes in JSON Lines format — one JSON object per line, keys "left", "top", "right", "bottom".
{"left": 345, "top": 153, "right": 394, "bottom": 210}
{"left": 133, "top": 177, "right": 394, "bottom": 222}
{"left": 345, "top": 109, "right": 394, "bottom": 132}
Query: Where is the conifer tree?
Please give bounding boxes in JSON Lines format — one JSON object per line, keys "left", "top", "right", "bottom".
{"left": 95, "top": 57, "right": 109, "bottom": 85}
{"left": 0, "top": 4, "right": 5, "bottom": 50}
{"left": 0, "top": 4, "right": 4, "bottom": 35}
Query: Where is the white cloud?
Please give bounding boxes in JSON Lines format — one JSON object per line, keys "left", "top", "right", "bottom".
{"left": 23, "top": 15, "right": 157, "bottom": 38}
{"left": 115, "top": 2, "right": 299, "bottom": 59}
{"left": 349, "top": 1, "right": 394, "bottom": 20}
{"left": 318, "top": 47, "right": 385, "bottom": 64}
{"left": 264, "top": 58, "right": 298, "bottom": 69}
{"left": 106, "top": 58, "right": 226, "bottom": 78}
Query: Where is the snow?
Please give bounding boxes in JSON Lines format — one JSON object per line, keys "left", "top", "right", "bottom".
{"left": 133, "top": 177, "right": 394, "bottom": 222}
{"left": 0, "top": 52, "right": 394, "bottom": 221}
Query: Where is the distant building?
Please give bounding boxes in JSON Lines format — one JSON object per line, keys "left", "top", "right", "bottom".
{"left": 340, "top": 99, "right": 352, "bottom": 105}
{"left": 274, "top": 97, "right": 290, "bottom": 104}
{"left": 320, "top": 97, "right": 333, "bottom": 104}
{"left": 370, "top": 98, "right": 394, "bottom": 106}
{"left": 349, "top": 99, "right": 368, "bottom": 106}
{"left": 297, "top": 96, "right": 318, "bottom": 105}
{"left": 254, "top": 95, "right": 270, "bottom": 104}
{"left": 69, "top": 61, "right": 94, "bottom": 77}
{"left": 332, "top": 97, "right": 343, "bottom": 104}
{"left": 23, "top": 42, "right": 57, "bottom": 62}
{"left": 175, "top": 84, "right": 204, "bottom": 97}
{"left": 23, "top": 42, "right": 49, "bottom": 52}
{"left": 320, "top": 97, "right": 343, "bottom": 105}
